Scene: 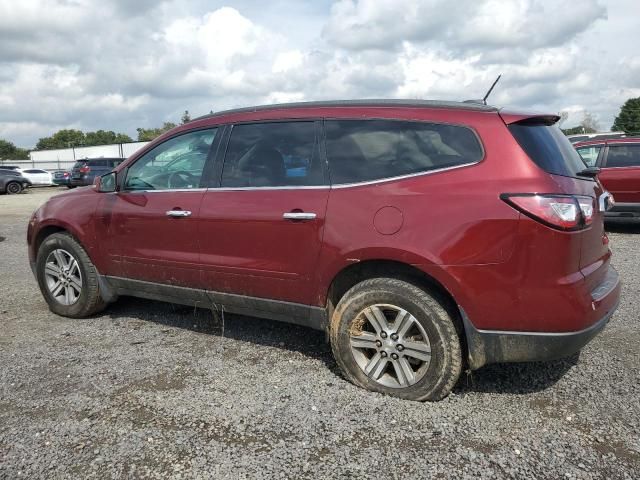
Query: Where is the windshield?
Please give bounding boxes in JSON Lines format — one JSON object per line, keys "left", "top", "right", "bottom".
{"left": 509, "top": 123, "right": 590, "bottom": 179}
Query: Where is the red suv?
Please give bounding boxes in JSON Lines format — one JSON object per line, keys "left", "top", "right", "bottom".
{"left": 575, "top": 137, "right": 640, "bottom": 221}
{"left": 28, "top": 100, "right": 620, "bottom": 401}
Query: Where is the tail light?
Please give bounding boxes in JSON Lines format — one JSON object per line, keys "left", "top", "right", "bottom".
{"left": 63, "top": 172, "right": 70, "bottom": 177}
{"left": 79, "top": 165, "right": 90, "bottom": 174}
{"left": 501, "top": 194, "right": 595, "bottom": 231}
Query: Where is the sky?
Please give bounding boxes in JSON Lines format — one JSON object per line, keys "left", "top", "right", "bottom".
{"left": 0, "top": 0, "right": 639, "bottom": 148}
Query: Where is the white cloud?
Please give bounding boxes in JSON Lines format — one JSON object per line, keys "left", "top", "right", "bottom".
{"left": 322, "top": 0, "right": 606, "bottom": 51}
{"left": 0, "top": 0, "right": 637, "bottom": 147}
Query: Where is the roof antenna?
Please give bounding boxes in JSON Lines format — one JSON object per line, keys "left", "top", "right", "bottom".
{"left": 482, "top": 74, "right": 502, "bottom": 105}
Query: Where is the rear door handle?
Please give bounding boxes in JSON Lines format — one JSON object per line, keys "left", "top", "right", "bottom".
{"left": 283, "top": 212, "right": 316, "bottom": 221}
{"left": 166, "top": 210, "right": 192, "bottom": 217}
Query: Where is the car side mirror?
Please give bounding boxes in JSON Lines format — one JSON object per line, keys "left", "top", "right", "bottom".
{"left": 97, "top": 172, "right": 117, "bottom": 193}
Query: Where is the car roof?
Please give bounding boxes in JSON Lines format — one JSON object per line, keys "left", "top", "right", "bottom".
{"left": 196, "top": 99, "right": 499, "bottom": 121}
{"left": 573, "top": 137, "right": 640, "bottom": 147}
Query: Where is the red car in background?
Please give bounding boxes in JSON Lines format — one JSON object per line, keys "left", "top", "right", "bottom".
{"left": 27, "top": 100, "right": 620, "bottom": 401}
{"left": 575, "top": 137, "right": 640, "bottom": 221}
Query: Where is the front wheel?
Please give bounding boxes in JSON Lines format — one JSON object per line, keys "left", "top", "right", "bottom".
{"left": 6, "top": 181, "right": 22, "bottom": 194}
{"left": 36, "top": 233, "right": 107, "bottom": 318}
{"left": 329, "top": 278, "right": 462, "bottom": 401}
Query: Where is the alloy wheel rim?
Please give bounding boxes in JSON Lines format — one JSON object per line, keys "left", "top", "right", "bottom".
{"left": 7, "top": 183, "right": 20, "bottom": 194}
{"left": 44, "top": 249, "right": 82, "bottom": 305}
{"left": 350, "top": 304, "right": 431, "bottom": 388}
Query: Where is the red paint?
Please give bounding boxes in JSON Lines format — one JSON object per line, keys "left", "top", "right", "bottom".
{"left": 575, "top": 138, "right": 640, "bottom": 203}
{"left": 198, "top": 189, "right": 329, "bottom": 304}
{"left": 27, "top": 102, "right": 620, "bottom": 335}
{"left": 373, "top": 206, "right": 403, "bottom": 235}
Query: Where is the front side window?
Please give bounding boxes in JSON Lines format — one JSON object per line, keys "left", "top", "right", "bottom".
{"left": 576, "top": 145, "right": 602, "bottom": 167}
{"left": 605, "top": 145, "right": 640, "bottom": 168}
{"left": 325, "top": 120, "right": 483, "bottom": 185}
{"left": 125, "top": 129, "right": 217, "bottom": 190}
{"left": 221, "top": 122, "right": 322, "bottom": 188}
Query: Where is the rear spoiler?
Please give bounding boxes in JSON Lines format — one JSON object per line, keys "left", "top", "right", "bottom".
{"left": 499, "top": 111, "right": 561, "bottom": 126}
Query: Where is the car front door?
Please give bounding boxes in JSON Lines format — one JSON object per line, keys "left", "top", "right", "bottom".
{"left": 198, "top": 120, "right": 329, "bottom": 305}
{"left": 599, "top": 143, "right": 640, "bottom": 203}
{"left": 99, "top": 128, "right": 219, "bottom": 288}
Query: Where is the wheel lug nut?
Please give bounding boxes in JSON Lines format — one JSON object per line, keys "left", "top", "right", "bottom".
{"left": 391, "top": 353, "right": 399, "bottom": 360}
{"left": 375, "top": 340, "right": 382, "bottom": 347}
{"left": 397, "top": 344, "right": 404, "bottom": 351}
{"left": 380, "top": 332, "right": 387, "bottom": 339}
{"left": 391, "top": 333, "right": 399, "bottom": 341}
{"left": 380, "top": 351, "right": 388, "bottom": 358}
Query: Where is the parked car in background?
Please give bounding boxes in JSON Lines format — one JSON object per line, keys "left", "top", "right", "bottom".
{"left": 28, "top": 100, "right": 620, "bottom": 401}
{"left": 70, "top": 158, "right": 124, "bottom": 187}
{"left": 52, "top": 170, "right": 71, "bottom": 187}
{"left": 19, "top": 168, "right": 54, "bottom": 186}
{"left": 0, "top": 165, "right": 23, "bottom": 171}
{"left": 0, "top": 169, "right": 31, "bottom": 194}
{"left": 575, "top": 137, "right": 640, "bottom": 221}
{"left": 567, "top": 131, "right": 627, "bottom": 144}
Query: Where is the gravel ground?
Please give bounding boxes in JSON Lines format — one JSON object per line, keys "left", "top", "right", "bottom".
{"left": 1, "top": 188, "right": 639, "bottom": 479}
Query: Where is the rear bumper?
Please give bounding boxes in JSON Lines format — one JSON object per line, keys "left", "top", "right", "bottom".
{"left": 462, "top": 266, "right": 620, "bottom": 370}
{"left": 70, "top": 178, "right": 91, "bottom": 186}
{"left": 605, "top": 202, "right": 640, "bottom": 220}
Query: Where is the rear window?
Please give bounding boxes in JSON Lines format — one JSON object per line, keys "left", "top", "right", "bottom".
{"left": 509, "top": 123, "right": 588, "bottom": 179}
{"left": 73, "top": 161, "right": 87, "bottom": 169}
{"left": 605, "top": 145, "right": 640, "bottom": 168}
{"left": 89, "top": 159, "right": 109, "bottom": 167}
{"left": 325, "top": 120, "right": 483, "bottom": 185}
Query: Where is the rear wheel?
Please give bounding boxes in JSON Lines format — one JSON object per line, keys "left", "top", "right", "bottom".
{"left": 36, "top": 233, "right": 106, "bottom": 318}
{"left": 6, "top": 181, "right": 22, "bottom": 194}
{"left": 330, "top": 278, "right": 462, "bottom": 401}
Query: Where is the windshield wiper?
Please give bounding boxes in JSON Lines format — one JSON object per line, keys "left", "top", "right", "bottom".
{"left": 576, "top": 166, "right": 600, "bottom": 178}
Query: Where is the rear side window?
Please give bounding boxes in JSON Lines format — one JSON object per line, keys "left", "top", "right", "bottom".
{"left": 576, "top": 145, "right": 603, "bottom": 167}
{"left": 509, "top": 123, "right": 587, "bottom": 178}
{"left": 73, "top": 161, "right": 87, "bottom": 169}
{"left": 605, "top": 145, "right": 640, "bottom": 168}
{"left": 221, "top": 121, "right": 323, "bottom": 188}
{"left": 324, "top": 120, "right": 483, "bottom": 185}
{"left": 90, "top": 159, "right": 108, "bottom": 167}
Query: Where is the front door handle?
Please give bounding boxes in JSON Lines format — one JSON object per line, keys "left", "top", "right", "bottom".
{"left": 283, "top": 212, "right": 317, "bottom": 221}
{"left": 166, "top": 210, "right": 192, "bottom": 217}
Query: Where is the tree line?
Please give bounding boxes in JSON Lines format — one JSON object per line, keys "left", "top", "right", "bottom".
{"left": 0, "top": 110, "right": 194, "bottom": 160}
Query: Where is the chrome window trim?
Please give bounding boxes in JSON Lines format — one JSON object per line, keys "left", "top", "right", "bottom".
{"left": 599, "top": 166, "right": 640, "bottom": 170}
{"left": 119, "top": 163, "right": 477, "bottom": 192}
{"left": 330, "top": 161, "right": 477, "bottom": 189}
{"left": 121, "top": 188, "right": 208, "bottom": 193}
{"left": 206, "top": 185, "right": 330, "bottom": 192}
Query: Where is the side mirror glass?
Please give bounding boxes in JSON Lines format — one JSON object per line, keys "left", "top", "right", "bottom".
{"left": 98, "top": 172, "right": 117, "bottom": 193}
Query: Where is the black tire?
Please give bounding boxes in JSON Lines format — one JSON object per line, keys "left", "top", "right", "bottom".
{"left": 329, "top": 278, "right": 462, "bottom": 401}
{"left": 66, "top": 185, "right": 75, "bottom": 189}
{"left": 6, "top": 181, "right": 22, "bottom": 195}
{"left": 36, "top": 232, "right": 107, "bottom": 318}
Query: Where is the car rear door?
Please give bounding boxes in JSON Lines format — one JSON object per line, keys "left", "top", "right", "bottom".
{"left": 598, "top": 143, "right": 640, "bottom": 203}
{"left": 198, "top": 120, "right": 329, "bottom": 305}
{"left": 98, "top": 128, "right": 220, "bottom": 287}
{"left": 23, "top": 169, "right": 49, "bottom": 184}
